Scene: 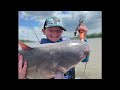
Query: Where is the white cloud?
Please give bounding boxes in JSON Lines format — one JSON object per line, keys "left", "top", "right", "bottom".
{"left": 18, "top": 26, "right": 45, "bottom": 41}
{"left": 19, "top": 11, "right": 102, "bottom": 40}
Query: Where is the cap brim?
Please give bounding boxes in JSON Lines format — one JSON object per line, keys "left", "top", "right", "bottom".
{"left": 59, "top": 26, "right": 67, "bottom": 31}
{"left": 46, "top": 25, "right": 67, "bottom": 31}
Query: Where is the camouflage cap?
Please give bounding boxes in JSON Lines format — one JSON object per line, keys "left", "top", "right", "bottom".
{"left": 44, "top": 17, "right": 67, "bottom": 31}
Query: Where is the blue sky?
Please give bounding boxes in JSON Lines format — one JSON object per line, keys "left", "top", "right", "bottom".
{"left": 19, "top": 18, "right": 39, "bottom": 28}
{"left": 18, "top": 11, "right": 102, "bottom": 41}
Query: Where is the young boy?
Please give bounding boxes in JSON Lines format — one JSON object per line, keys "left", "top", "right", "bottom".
{"left": 18, "top": 16, "right": 88, "bottom": 79}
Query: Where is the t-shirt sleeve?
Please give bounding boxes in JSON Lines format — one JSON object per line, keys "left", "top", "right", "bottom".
{"left": 40, "top": 38, "right": 46, "bottom": 44}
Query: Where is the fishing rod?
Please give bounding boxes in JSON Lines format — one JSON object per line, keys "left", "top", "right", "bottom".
{"left": 74, "top": 19, "right": 88, "bottom": 73}
{"left": 74, "top": 20, "right": 84, "bottom": 41}
{"left": 83, "top": 62, "right": 87, "bottom": 73}
{"left": 74, "top": 20, "right": 83, "bottom": 36}
{"left": 32, "top": 28, "right": 41, "bottom": 45}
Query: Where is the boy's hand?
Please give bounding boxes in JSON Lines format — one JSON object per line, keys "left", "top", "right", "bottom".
{"left": 18, "top": 53, "right": 27, "bottom": 79}
{"left": 78, "top": 23, "right": 88, "bottom": 38}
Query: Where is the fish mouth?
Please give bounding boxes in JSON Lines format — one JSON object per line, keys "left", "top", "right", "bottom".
{"left": 80, "top": 45, "right": 90, "bottom": 61}
{"left": 84, "top": 45, "right": 90, "bottom": 57}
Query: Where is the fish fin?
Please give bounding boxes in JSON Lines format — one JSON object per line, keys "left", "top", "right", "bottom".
{"left": 19, "top": 41, "right": 33, "bottom": 50}
{"left": 57, "top": 66, "right": 68, "bottom": 73}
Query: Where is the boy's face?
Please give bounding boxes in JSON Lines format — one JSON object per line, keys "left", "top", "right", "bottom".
{"left": 42, "top": 26, "right": 63, "bottom": 42}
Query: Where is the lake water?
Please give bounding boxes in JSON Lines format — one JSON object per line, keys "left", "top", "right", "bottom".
{"left": 75, "top": 37, "right": 102, "bottom": 79}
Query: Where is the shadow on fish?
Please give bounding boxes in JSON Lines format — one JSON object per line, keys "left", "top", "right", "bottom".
{"left": 18, "top": 40, "right": 90, "bottom": 79}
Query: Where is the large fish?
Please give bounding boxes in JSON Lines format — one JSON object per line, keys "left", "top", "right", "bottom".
{"left": 18, "top": 40, "right": 90, "bottom": 79}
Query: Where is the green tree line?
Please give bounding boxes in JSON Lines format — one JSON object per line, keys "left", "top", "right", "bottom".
{"left": 71, "top": 32, "right": 102, "bottom": 39}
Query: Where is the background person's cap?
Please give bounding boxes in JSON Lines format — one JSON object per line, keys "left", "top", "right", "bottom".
{"left": 44, "top": 17, "right": 67, "bottom": 31}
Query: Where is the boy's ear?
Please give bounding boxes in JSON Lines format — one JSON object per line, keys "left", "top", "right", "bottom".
{"left": 42, "top": 29, "right": 46, "bottom": 35}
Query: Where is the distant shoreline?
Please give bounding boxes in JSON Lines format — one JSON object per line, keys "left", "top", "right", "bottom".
{"left": 19, "top": 33, "right": 102, "bottom": 42}
{"left": 19, "top": 40, "right": 36, "bottom": 43}
{"left": 70, "top": 33, "right": 102, "bottom": 40}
